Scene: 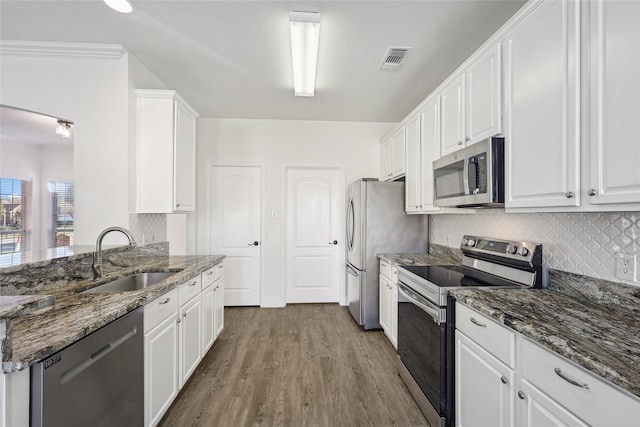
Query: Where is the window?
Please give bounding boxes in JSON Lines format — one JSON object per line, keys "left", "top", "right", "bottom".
{"left": 0, "top": 177, "right": 32, "bottom": 256}
{"left": 48, "top": 181, "right": 74, "bottom": 247}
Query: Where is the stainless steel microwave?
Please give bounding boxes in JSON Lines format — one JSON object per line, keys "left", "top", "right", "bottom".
{"left": 433, "top": 137, "right": 504, "bottom": 208}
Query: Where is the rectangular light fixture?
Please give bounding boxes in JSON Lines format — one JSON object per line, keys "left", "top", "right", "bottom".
{"left": 289, "top": 11, "right": 321, "bottom": 97}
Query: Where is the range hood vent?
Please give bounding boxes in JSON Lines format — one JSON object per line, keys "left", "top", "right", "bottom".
{"left": 381, "top": 47, "right": 413, "bottom": 70}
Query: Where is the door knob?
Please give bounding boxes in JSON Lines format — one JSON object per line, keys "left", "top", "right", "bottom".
{"left": 329, "top": 240, "right": 338, "bottom": 245}
{"left": 248, "top": 241, "right": 259, "bottom": 246}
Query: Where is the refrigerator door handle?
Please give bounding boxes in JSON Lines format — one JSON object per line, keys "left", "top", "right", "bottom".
{"left": 346, "top": 197, "right": 355, "bottom": 251}
{"left": 346, "top": 263, "right": 359, "bottom": 277}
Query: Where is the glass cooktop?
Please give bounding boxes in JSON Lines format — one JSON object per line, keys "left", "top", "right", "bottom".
{"left": 400, "top": 264, "right": 521, "bottom": 289}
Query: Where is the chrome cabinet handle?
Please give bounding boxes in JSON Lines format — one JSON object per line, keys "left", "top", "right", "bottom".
{"left": 177, "top": 318, "right": 181, "bottom": 324}
{"left": 207, "top": 271, "right": 214, "bottom": 275}
{"left": 183, "top": 312, "right": 187, "bottom": 317}
{"left": 566, "top": 192, "right": 574, "bottom": 198}
{"left": 159, "top": 298, "right": 170, "bottom": 305}
{"left": 189, "top": 281, "right": 197, "bottom": 286}
{"left": 500, "top": 376, "right": 508, "bottom": 384}
{"left": 470, "top": 317, "right": 486, "bottom": 327}
{"left": 554, "top": 368, "right": 589, "bottom": 389}
{"left": 517, "top": 391, "right": 526, "bottom": 400}
{"left": 588, "top": 189, "right": 597, "bottom": 196}
{"left": 217, "top": 265, "right": 223, "bottom": 269}
{"left": 457, "top": 141, "right": 463, "bottom": 146}
{"left": 465, "top": 137, "right": 470, "bottom": 142}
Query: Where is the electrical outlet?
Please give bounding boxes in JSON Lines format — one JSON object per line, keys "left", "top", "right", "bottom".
{"left": 615, "top": 254, "right": 637, "bottom": 281}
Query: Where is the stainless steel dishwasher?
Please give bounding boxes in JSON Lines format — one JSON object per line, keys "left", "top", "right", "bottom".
{"left": 31, "top": 306, "right": 143, "bottom": 427}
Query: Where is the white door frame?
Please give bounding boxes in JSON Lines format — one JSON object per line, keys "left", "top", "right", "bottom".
{"left": 281, "top": 164, "right": 346, "bottom": 306}
{"left": 206, "top": 161, "right": 265, "bottom": 306}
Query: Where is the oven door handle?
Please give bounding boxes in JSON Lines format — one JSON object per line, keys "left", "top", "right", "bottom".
{"left": 397, "top": 282, "right": 441, "bottom": 323}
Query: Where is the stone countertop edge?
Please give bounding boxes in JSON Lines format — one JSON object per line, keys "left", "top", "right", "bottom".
{"left": 377, "top": 253, "right": 458, "bottom": 267}
{"left": 2, "top": 254, "right": 225, "bottom": 373}
{"left": 452, "top": 289, "right": 640, "bottom": 400}
{"left": 0, "top": 295, "right": 56, "bottom": 320}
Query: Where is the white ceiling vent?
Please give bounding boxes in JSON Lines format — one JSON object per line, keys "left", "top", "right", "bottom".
{"left": 381, "top": 47, "right": 413, "bottom": 71}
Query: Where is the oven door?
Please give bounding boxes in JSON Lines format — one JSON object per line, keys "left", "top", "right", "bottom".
{"left": 397, "top": 281, "right": 447, "bottom": 423}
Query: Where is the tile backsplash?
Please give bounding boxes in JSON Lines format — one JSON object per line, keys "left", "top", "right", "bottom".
{"left": 430, "top": 210, "right": 640, "bottom": 287}
{"left": 129, "top": 213, "right": 167, "bottom": 245}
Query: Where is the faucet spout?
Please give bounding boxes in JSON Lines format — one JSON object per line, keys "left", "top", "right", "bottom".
{"left": 92, "top": 227, "right": 137, "bottom": 280}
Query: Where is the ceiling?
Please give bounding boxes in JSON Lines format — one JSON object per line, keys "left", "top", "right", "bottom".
{"left": 0, "top": 105, "right": 74, "bottom": 147}
{"left": 0, "top": 0, "right": 526, "bottom": 123}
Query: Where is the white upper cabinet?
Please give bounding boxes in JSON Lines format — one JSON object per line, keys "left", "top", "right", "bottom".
{"left": 380, "top": 126, "right": 406, "bottom": 181}
{"left": 466, "top": 44, "right": 502, "bottom": 144}
{"left": 504, "top": 0, "right": 581, "bottom": 209}
{"left": 405, "top": 112, "right": 422, "bottom": 212}
{"left": 440, "top": 44, "right": 502, "bottom": 158}
{"left": 587, "top": 0, "right": 640, "bottom": 207}
{"left": 420, "top": 96, "right": 441, "bottom": 213}
{"left": 135, "top": 90, "right": 199, "bottom": 213}
{"left": 440, "top": 74, "right": 466, "bottom": 157}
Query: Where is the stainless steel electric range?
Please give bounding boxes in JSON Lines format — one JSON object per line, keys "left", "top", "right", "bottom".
{"left": 396, "top": 235, "right": 542, "bottom": 427}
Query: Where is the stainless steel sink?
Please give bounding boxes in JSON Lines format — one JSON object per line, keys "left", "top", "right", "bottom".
{"left": 83, "top": 272, "right": 177, "bottom": 294}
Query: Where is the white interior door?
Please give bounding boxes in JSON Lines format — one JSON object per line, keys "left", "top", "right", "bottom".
{"left": 285, "top": 167, "right": 342, "bottom": 303}
{"left": 209, "top": 166, "right": 261, "bottom": 306}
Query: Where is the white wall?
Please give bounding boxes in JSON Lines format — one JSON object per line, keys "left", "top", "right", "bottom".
{"left": 196, "top": 118, "right": 394, "bottom": 306}
{"left": 0, "top": 53, "right": 129, "bottom": 245}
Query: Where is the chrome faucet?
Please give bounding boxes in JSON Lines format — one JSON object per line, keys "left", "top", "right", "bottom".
{"left": 92, "top": 226, "right": 137, "bottom": 280}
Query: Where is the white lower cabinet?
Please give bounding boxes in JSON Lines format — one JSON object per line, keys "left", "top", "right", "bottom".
{"left": 144, "top": 262, "right": 224, "bottom": 427}
{"left": 379, "top": 260, "right": 398, "bottom": 348}
{"left": 455, "top": 302, "right": 640, "bottom": 427}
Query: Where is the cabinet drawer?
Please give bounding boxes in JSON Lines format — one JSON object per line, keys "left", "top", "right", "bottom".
{"left": 380, "top": 260, "right": 392, "bottom": 279}
{"left": 213, "top": 262, "right": 224, "bottom": 281}
{"left": 521, "top": 338, "right": 640, "bottom": 427}
{"left": 179, "top": 275, "right": 202, "bottom": 305}
{"left": 455, "top": 302, "right": 515, "bottom": 368}
{"left": 201, "top": 267, "right": 216, "bottom": 290}
{"left": 144, "top": 288, "right": 179, "bottom": 333}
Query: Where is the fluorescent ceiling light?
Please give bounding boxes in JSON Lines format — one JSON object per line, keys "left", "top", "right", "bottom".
{"left": 104, "top": 0, "right": 134, "bottom": 14}
{"left": 289, "top": 11, "right": 321, "bottom": 97}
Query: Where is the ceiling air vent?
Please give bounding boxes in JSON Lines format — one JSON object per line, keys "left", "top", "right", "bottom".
{"left": 381, "top": 47, "right": 413, "bottom": 71}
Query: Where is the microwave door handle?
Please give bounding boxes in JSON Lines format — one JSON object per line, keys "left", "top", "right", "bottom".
{"left": 468, "top": 157, "right": 478, "bottom": 194}
{"left": 463, "top": 157, "right": 470, "bottom": 195}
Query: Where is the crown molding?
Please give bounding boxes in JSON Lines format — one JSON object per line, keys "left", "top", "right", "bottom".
{"left": 0, "top": 41, "right": 124, "bottom": 60}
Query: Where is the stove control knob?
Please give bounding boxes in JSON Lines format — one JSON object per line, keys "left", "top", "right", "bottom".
{"left": 506, "top": 245, "right": 518, "bottom": 254}
{"left": 517, "top": 247, "right": 529, "bottom": 257}
{"left": 461, "top": 238, "right": 468, "bottom": 246}
{"left": 466, "top": 239, "right": 476, "bottom": 247}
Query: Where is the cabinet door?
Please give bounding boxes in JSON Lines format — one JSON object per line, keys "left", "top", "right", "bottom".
{"left": 588, "top": 0, "right": 640, "bottom": 206}
{"left": 380, "top": 139, "right": 393, "bottom": 181}
{"left": 405, "top": 113, "right": 422, "bottom": 212}
{"left": 517, "top": 379, "right": 588, "bottom": 427}
{"left": 389, "top": 280, "right": 398, "bottom": 349}
{"left": 504, "top": 0, "right": 581, "bottom": 209}
{"left": 173, "top": 101, "right": 196, "bottom": 212}
{"left": 420, "top": 96, "right": 441, "bottom": 213}
{"left": 180, "top": 296, "right": 202, "bottom": 387}
{"left": 456, "top": 332, "right": 515, "bottom": 427}
{"left": 391, "top": 127, "right": 407, "bottom": 177}
{"left": 145, "top": 315, "right": 179, "bottom": 427}
{"left": 201, "top": 286, "right": 215, "bottom": 355}
{"left": 214, "top": 278, "right": 224, "bottom": 339}
{"left": 466, "top": 43, "right": 502, "bottom": 144}
{"left": 440, "top": 74, "right": 466, "bottom": 157}
{"left": 378, "top": 274, "right": 390, "bottom": 335}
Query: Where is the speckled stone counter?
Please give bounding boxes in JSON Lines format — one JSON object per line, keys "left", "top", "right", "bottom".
{"left": 1, "top": 245, "right": 224, "bottom": 373}
{"left": 452, "top": 287, "right": 640, "bottom": 399}
{"left": 0, "top": 295, "right": 55, "bottom": 319}
{"left": 378, "top": 243, "right": 462, "bottom": 267}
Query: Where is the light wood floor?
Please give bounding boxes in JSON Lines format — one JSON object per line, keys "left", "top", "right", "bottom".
{"left": 159, "top": 304, "right": 427, "bottom": 426}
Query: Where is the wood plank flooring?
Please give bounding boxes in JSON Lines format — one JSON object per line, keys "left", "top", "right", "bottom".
{"left": 159, "top": 304, "right": 427, "bottom": 426}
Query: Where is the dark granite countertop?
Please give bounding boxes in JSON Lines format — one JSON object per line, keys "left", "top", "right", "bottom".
{"left": 452, "top": 287, "right": 640, "bottom": 399}
{"left": 0, "top": 295, "right": 56, "bottom": 320}
{"left": 2, "top": 253, "right": 224, "bottom": 373}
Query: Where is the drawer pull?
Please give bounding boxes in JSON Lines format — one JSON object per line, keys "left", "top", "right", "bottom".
{"left": 517, "top": 391, "right": 526, "bottom": 400}
{"left": 159, "top": 298, "right": 170, "bottom": 305}
{"left": 207, "top": 271, "right": 214, "bottom": 276}
{"left": 189, "top": 281, "right": 197, "bottom": 287}
{"left": 500, "top": 376, "right": 508, "bottom": 384}
{"left": 554, "top": 368, "right": 589, "bottom": 389}
{"left": 183, "top": 312, "right": 187, "bottom": 317}
{"left": 470, "top": 317, "right": 486, "bottom": 328}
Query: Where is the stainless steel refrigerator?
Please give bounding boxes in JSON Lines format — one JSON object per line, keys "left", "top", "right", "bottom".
{"left": 346, "top": 178, "right": 429, "bottom": 329}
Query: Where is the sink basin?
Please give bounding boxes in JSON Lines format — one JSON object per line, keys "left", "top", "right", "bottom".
{"left": 83, "top": 272, "right": 177, "bottom": 294}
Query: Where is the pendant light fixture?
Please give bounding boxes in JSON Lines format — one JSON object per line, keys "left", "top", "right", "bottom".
{"left": 56, "top": 120, "right": 73, "bottom": 139}
{"left": 289, "top": 11, "right": 321, "bottom": 97}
